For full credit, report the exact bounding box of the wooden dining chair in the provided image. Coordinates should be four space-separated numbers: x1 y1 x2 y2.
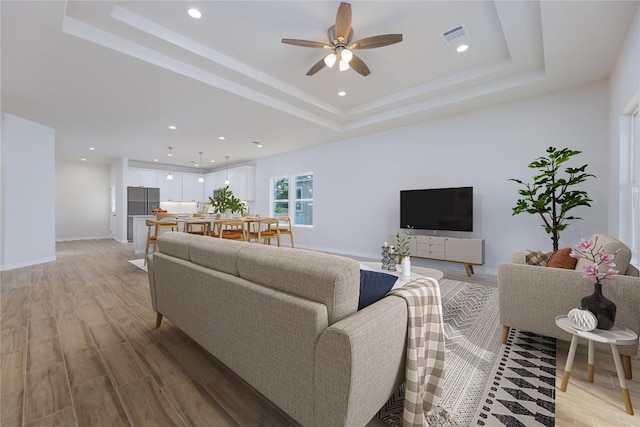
185 213 210 235
247 218 281 246
144 219 160 266
275 216 294 248
156 213 179 232
213 219 247 241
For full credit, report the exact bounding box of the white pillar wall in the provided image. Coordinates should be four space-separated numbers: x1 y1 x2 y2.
1 113 56 270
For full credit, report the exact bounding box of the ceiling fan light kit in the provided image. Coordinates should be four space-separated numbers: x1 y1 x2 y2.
282 2 402 77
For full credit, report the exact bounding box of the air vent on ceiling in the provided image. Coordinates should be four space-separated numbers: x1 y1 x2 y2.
442 25 468 45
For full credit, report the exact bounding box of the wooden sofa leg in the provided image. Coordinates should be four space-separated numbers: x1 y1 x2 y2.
156 313 163 328
621 354 632 380
502 326 510 344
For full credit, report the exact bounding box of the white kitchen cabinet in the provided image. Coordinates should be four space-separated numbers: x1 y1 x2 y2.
139 170 158 187
206 166 256 201
157 171 182 201
127 169 141 187
204 173 216 202
128 168 158 188
228 166 255 201
181 173 204 202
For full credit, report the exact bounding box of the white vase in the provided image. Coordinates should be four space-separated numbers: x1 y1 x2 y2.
401 256 411 278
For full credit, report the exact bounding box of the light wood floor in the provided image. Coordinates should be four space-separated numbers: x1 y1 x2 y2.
1 240 639 426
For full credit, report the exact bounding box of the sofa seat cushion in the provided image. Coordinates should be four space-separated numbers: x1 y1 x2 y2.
574 234 632 276
546 247 578 270
358 270 397 310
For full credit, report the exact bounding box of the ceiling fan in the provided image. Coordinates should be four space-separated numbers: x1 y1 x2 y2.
281 2 402 77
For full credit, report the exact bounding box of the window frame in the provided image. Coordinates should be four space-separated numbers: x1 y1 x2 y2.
270 173 314 227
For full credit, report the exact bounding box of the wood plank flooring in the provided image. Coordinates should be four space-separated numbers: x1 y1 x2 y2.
1 239 639 426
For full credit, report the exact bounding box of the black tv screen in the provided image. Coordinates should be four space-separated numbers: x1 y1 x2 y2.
400 187 473 231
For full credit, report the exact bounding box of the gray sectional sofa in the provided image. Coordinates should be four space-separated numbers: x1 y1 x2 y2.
147 232 409 427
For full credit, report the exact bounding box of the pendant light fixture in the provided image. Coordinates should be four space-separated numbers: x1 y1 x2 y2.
166 146 174 180
197 152 205 183
224 156 230 185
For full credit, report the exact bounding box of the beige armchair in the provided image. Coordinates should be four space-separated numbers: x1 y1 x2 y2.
498 234 640 379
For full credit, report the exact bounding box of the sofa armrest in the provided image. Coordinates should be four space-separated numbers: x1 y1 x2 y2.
498 262 640 356
314 296 408 427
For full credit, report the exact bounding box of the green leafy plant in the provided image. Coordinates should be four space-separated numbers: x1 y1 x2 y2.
209 186 246 214
393 233 411 257
509 147 595 251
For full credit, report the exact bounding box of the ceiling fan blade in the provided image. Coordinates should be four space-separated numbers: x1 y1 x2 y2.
350 34 403 49
281 39 329 49
349 54 370 76
306 58 327 76
334 2 352 42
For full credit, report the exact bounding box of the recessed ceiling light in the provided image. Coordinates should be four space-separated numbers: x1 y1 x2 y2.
338 91 346 97
252 141 263 148
218 136 225 140
210 159 216 163
153 159 159 162
187 8 201 19
457 44 469 53
81 158 86 161
89 147 95 151
168 125 177 130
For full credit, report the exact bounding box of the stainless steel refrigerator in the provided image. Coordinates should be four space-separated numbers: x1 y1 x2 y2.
127 187 160 241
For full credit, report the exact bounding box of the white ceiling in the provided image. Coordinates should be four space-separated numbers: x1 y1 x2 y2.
1 1 638 170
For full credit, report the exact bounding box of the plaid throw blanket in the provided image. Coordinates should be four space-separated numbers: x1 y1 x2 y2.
388 278 449 427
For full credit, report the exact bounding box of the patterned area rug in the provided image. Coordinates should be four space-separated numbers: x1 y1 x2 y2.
377 279 556 427
472 329 556 427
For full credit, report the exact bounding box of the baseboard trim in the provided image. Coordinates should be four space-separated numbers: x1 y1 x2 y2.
1 256 57 271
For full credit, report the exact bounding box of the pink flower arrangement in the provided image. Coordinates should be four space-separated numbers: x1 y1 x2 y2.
570 236 620 284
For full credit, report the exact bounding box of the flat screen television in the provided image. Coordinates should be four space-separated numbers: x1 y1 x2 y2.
400 187 473 231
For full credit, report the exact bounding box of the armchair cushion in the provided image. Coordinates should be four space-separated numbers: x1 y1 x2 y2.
546 248 578 270
524 250 552 266
574 234 632 276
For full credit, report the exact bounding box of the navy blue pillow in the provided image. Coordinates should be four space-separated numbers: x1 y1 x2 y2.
358 269 398 310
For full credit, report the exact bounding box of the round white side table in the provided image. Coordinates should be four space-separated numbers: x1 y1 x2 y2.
555 315 638 415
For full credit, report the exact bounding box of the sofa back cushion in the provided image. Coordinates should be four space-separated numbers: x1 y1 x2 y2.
237 244 360 325
574 234 632 276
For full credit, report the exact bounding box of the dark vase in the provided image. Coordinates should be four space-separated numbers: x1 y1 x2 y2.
581 282 616 330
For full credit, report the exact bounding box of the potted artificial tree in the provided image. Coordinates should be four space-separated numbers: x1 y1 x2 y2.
509 147 595 251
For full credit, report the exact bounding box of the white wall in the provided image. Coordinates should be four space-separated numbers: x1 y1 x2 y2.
56 160 110 241
608 6 639 242
110 158 128 243
1 113 56 270
254 82 610 273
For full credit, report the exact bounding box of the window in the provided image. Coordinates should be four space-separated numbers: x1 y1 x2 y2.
271 173 313 226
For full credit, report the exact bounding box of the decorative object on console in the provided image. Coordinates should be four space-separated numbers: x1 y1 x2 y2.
381 242 391 270
387 249 397 272
509 147 595 251
570 236 619 330
567 308 597 331
394 233 411 278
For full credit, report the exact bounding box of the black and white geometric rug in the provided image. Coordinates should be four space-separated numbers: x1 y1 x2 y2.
376 279 556 427
472 329 556 427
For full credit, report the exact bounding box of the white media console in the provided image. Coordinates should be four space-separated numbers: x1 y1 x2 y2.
394 235 485 276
